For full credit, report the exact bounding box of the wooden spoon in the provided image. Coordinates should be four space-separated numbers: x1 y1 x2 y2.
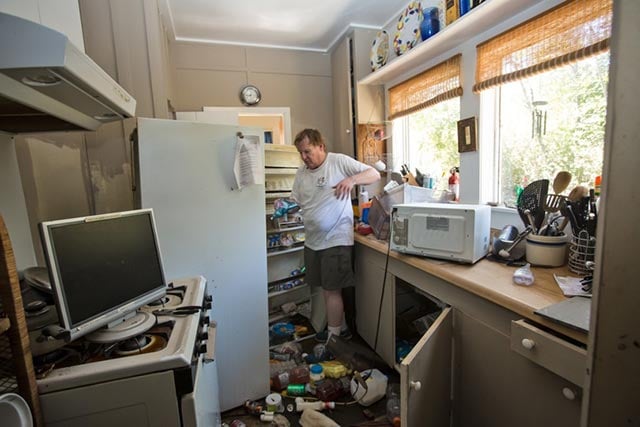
568 185 589 202
545 171 572 216
553 171 572 195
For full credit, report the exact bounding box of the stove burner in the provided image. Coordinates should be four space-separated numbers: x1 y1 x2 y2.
33 347 80 378
147 296 170 306
118 335 151 352
35 348 71 366
140 294 182 312
114 334 166 357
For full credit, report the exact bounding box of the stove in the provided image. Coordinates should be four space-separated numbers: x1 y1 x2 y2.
34 276 220 426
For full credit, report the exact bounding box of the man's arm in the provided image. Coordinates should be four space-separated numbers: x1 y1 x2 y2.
334 167 381 200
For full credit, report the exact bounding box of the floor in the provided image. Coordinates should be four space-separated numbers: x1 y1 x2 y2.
221 332 400 426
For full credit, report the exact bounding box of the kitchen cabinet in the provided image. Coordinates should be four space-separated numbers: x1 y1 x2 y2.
331 28 384 157
355 244 451 426
264 145 325 336
354 240 585 426
354 244 394 365
454 311 582 427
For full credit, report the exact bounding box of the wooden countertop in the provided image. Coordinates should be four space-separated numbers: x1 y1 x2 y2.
355 234 589 344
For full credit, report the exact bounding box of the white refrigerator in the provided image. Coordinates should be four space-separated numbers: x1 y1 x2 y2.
135 117 269 412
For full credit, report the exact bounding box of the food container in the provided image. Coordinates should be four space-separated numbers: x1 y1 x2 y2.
525 233 568 267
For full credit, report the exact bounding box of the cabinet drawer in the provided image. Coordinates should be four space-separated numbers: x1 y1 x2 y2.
511 320 587 386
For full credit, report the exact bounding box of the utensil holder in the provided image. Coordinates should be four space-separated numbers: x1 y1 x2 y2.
568 230 596 275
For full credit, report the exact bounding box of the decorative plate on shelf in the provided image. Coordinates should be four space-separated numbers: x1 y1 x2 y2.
393 1 424 56
370 30 389 71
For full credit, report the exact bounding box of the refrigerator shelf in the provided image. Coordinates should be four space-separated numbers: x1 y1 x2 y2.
268 272 305 286
267 244 304 257
265 191 292 199
268 282 308 298
266 224 304 234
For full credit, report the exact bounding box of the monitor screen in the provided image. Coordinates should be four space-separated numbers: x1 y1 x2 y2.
39 209 167 341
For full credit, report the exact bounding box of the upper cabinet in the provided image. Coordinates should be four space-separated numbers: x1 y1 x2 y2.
0 0 84 50
331 28 385 157
360 0 545 86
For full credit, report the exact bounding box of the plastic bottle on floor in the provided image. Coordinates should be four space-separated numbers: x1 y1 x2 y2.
386 383 401 426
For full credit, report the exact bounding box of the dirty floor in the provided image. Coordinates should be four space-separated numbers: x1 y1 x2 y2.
221 332 400 427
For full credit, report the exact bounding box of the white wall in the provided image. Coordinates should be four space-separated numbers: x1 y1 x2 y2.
0 136 36 270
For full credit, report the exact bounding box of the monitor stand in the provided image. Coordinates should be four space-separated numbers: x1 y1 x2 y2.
86 310 156 344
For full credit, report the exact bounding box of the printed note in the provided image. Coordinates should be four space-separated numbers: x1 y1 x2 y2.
233 134 264 189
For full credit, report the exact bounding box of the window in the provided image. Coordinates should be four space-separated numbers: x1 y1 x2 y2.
475 0 612 206
493 53 609 207
393 99 460 192
389 55 462 193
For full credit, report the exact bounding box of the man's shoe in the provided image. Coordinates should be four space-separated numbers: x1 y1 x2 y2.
315 328 352 342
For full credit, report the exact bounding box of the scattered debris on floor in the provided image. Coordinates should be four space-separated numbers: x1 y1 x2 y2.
221 335 400 426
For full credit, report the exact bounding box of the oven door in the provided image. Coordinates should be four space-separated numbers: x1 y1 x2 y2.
181 356 220 427
181 324 220 426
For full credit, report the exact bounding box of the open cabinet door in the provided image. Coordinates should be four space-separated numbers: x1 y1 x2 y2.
400 307 452 427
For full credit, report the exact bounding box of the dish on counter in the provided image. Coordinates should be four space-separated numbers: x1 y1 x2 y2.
393 1 423 56
370 30 389 71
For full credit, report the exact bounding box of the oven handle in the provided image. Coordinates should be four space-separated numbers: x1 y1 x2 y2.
204 320 217 363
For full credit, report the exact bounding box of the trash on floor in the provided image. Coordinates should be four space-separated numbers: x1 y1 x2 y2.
299 408 340 426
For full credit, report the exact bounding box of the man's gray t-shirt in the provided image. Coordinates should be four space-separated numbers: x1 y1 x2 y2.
291 152 370 251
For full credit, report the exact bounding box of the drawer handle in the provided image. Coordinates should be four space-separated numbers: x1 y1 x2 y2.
562 387 577 400
521 338 536 350
410 380 422 391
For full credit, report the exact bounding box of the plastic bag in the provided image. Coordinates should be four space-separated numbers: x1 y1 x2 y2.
513 263 535 286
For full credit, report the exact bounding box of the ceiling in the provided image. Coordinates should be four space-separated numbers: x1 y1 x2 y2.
160 0 411 52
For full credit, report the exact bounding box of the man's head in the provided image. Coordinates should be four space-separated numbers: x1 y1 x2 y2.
294 129 327 170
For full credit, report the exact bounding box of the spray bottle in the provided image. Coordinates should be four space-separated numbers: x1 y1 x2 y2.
358 187 369 216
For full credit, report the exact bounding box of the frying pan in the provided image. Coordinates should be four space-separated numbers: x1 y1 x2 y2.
517 179 549 233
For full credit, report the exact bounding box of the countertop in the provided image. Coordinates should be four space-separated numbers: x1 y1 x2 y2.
355 234 589 345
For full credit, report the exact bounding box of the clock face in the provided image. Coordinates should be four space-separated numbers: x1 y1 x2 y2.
240 85 261 105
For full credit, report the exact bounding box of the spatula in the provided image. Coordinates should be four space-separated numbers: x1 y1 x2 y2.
546 171 571 212
543 172 572 234
517 179 549 234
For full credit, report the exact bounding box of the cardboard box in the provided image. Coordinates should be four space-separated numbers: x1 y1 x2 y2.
368 184 437 240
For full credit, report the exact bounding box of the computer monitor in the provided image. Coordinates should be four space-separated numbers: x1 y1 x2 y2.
39 208 167 342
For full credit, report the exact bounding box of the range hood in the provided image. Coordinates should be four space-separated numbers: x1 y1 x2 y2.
0 12 136 134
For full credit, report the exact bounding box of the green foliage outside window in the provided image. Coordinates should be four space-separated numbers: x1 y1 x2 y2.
499 53 609 207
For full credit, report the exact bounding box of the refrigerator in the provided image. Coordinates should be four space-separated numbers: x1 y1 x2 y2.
135 117 269 412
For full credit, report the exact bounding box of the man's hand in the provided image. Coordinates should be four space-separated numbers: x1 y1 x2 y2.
333 176 356 200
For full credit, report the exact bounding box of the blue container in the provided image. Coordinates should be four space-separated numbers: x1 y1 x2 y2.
460 0 471 16
420 8 440 41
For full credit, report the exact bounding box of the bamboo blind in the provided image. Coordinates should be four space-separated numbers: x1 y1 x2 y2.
388 54 462 120
474 0 612 93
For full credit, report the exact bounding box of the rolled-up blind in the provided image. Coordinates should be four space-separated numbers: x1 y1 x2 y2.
388 54 462 120
474 0 612 93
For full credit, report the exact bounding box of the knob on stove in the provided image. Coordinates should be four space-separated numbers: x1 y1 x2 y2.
203 295 213 310
197 342 207 355
199 330 208 341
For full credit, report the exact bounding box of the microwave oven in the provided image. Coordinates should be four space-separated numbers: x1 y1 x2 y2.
390 203 491 264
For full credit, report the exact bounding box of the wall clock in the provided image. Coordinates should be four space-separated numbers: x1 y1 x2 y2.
239 84 261 106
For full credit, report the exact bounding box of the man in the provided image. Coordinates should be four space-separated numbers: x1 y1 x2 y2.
291 129 380 342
